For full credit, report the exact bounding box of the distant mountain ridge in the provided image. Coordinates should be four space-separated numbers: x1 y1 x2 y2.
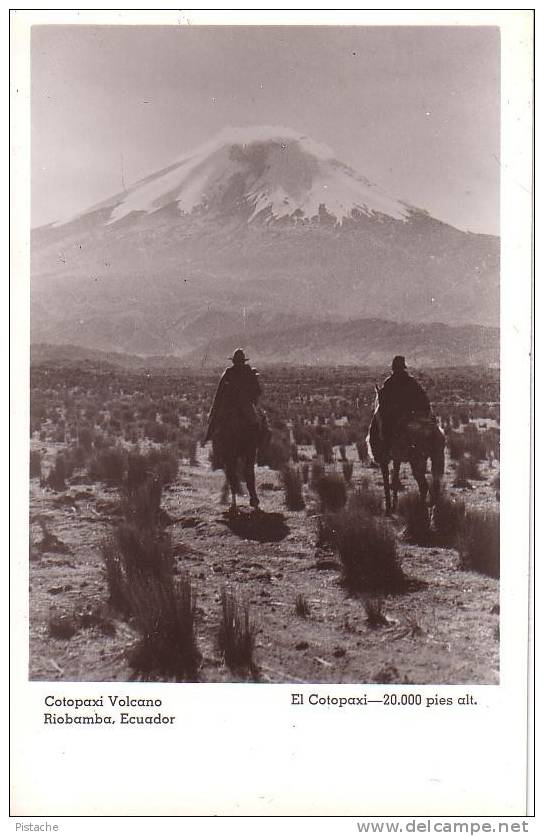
31 126 499 359
31 313 499 370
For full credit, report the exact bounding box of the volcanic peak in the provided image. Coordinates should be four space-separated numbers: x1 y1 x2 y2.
60 126 410 228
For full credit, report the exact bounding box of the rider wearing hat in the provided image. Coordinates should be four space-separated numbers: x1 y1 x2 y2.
379 356 431 448
204 349 262 443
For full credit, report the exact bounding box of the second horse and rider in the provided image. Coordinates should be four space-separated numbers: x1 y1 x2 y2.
203 349 443 515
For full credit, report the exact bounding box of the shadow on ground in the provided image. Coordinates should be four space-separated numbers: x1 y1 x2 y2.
220 508 290 542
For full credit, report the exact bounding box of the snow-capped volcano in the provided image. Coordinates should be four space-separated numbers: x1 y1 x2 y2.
32 126 499 360
61 126 410 228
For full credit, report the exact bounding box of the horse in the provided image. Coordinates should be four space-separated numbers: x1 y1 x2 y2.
367 385 445 516
211 404 265 515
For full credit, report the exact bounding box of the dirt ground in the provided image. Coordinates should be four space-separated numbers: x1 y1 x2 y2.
28 444 499 684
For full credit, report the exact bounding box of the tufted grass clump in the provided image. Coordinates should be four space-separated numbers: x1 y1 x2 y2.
458 508 500 579
453 454 483 487
356 440 368 464
46 452 71 491
30 449 42 478
295 594 311 618
88 445 127 485
324 506 406 594
314 472 347 512
431 495 466 547
342 460 354 484
121 475 163 529
127 572 200 681
218 588 258 679
281 464 305 511
115 521 174 583
348 479 383 517
397 491 431 544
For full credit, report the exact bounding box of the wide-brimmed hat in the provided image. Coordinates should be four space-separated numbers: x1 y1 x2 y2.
231 348 249 364
391 355 407 371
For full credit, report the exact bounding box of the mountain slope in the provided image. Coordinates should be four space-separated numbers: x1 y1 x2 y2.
31 126 499 359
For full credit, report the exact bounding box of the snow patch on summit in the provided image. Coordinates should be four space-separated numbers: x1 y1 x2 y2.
62 126 411 227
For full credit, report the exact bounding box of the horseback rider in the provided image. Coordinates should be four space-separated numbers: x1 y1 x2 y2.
378 356 431 451
203 349 262 443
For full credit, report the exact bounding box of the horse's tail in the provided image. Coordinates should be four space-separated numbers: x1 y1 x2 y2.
429 425 446 506
367 413 385 465
431 425 446 477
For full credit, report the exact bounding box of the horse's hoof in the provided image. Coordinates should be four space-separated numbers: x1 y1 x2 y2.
249 498 260 510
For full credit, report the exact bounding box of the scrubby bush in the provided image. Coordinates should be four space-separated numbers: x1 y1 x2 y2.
322 440 334 464
347 480 383 517
342 460 354 484
356 440 368 464
397 491 431 544
447 432 467 461
485 428 500 462
449 428 487 462
218 588 258 679
258 432 290 470
458 509 500 578
102 514 176 617
46 453 69 491
310 460 325 491
178 433 199 465
115 521 174 582
93 432 107 450
453 454 482 487
101 537 129 615
30 450 41 478
463 432 488 462
144 421 168 444
491 472 500 500
125 450 151 494
89 446 127 485
78 427 94 452
314 472 347 512
121 476 163 529
295 594 311 618
431 495 466 546
69 444 88 468
48 612 78 640
328 507 406 593
281 464 305 511
315 433 334 463
145 446 179 486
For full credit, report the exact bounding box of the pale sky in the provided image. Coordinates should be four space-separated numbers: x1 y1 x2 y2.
31 25 500 233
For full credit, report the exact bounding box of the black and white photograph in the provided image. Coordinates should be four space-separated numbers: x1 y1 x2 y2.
10 9 533 818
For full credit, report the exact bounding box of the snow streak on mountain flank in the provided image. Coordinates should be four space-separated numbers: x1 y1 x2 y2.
102 126 410 226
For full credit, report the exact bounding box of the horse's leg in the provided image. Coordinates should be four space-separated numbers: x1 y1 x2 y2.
381 462 392 515
430 458 442 507
430 435 445 507
428 450 444 532
411 460 429 505
244 449 259 510
225 458 237 514
391 460 401 511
